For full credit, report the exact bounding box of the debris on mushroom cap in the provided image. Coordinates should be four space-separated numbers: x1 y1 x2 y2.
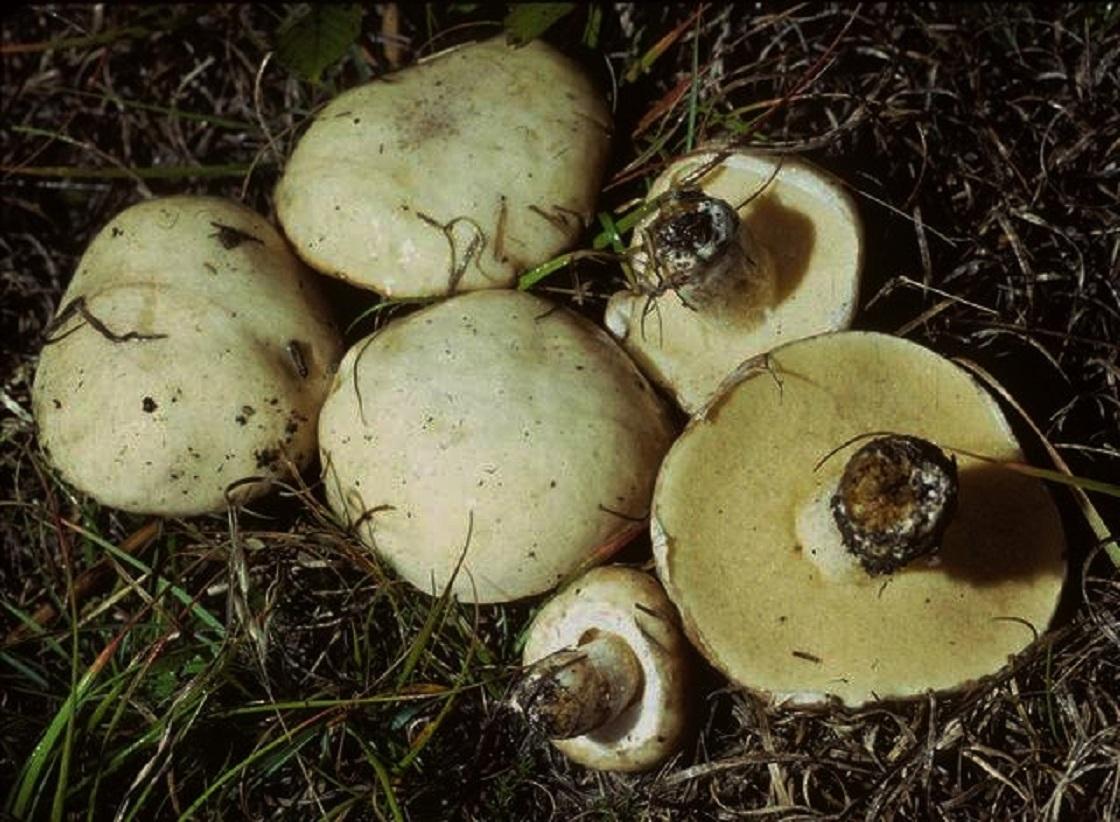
317 290 676 604
605 148 863 414
31 196 342 516
831 434 959 575
518 566 691 772
275 36 612 298
652 331 1066 708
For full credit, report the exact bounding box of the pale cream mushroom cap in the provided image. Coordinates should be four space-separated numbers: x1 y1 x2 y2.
652 331 1066 707
318 290 676 603
605 149 862 414
275 36 612 298
31 196 342 515
522 566 691 772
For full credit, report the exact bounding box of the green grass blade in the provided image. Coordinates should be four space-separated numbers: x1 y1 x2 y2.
0 650 50 689
595 211 626 254
582 4 603 48
394 513 473 689
53 88 255 130
346 728 405 822
50 560 82 822
344 298 435 336
518 253 575 290
175 710 333 821
394 613 479 773
76 526 225 639
8 659 105 816
1 600 68 659
685 10 701 152
504 3 577 46
2 24 150 54
0 9 192 54
593 199 661 250
394 594 451 690
216 688 451 717
0 162 263 180
954 357 1120 568
950 452 1120 499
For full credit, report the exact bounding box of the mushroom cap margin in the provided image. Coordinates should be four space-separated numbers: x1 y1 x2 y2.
651 330 1066 707
522 566 692 772
31 196 342 516
605 149 863 414
275 37 613 298
318 290 676 603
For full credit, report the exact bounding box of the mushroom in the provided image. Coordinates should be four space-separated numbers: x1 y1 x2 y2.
31 196 342 515
604 148 863 414
275 36 612 298
652 331 1066 707
512 566 691 772
317 290 676 603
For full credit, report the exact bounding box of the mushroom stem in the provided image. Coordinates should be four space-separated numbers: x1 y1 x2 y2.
640 189 772 318
510 632 644 739
830 434 959 575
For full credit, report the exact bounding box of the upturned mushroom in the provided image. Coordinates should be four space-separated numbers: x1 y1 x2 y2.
31 196 342 516
276 36 612 298
652 331 1066 707
512 566 691 772
604 148 863 414
317 290 676 603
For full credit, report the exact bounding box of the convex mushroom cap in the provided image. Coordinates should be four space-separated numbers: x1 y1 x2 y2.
652 331 1066 707
32 196 342 515
276 36 612 298
605 149 862 414
318 290 676 603
514 566 691 772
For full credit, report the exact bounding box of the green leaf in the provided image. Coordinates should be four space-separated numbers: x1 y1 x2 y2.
275 4 364 83
504 3 576 46
582 4 603 49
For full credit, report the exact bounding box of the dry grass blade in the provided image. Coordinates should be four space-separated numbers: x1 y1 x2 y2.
3 519 161 646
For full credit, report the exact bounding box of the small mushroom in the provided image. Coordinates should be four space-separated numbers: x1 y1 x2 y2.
276 36 612 298
652 331 1066 707
604 148 863 414
318 290 676 603
31 196 342 515
512 566 691 772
